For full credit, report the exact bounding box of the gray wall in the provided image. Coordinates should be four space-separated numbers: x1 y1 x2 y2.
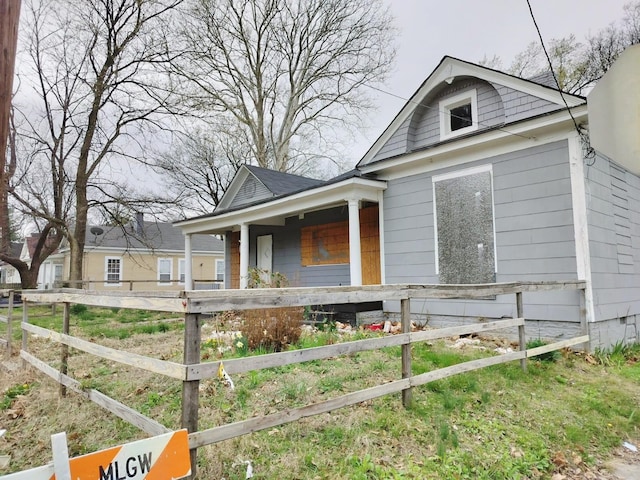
372 77 561 163
383 140 582 329
247 207 352 288
585 155 640 331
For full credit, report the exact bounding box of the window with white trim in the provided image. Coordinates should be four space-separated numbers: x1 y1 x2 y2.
215 259 225 282
178 259 186 284
158 258 172 285
105 257 122 286
433 165 497 284
439 89 478 140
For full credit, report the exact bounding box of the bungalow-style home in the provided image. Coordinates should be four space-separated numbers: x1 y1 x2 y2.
55 214 225 291
175 45 640 350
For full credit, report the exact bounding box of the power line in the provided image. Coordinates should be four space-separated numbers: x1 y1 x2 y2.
524 0 596 163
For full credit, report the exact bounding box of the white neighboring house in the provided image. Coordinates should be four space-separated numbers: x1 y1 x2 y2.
0 242 23 286
19 233 64 290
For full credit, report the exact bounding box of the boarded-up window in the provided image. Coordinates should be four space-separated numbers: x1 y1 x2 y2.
300 206 381 284
433 166 496 284
301 220 350 266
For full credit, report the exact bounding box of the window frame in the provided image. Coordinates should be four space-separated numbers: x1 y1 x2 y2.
104 256 123 287
432 164 498 282
178 258 186 285
439 89 479 140
215 258 225 284
157 258 172 286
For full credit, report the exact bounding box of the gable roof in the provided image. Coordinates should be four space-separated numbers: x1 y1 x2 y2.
245 165 324 195
82 221 223 253
357 55 586 168
20 233 60 262
216 164 324 212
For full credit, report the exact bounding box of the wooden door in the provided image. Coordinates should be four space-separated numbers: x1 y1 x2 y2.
360 205 381 285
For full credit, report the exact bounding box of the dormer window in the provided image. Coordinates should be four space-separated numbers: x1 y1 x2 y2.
439 89 478 140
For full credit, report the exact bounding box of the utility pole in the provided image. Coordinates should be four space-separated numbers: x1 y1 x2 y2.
0 0 22 245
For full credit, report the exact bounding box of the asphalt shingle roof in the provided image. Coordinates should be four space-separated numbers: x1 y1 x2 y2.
85 221 223 252
245 164 324 195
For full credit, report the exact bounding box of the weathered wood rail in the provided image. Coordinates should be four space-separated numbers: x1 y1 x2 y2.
14 281 588 479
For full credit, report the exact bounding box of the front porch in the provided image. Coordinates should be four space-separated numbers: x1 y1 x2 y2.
174 168 387 290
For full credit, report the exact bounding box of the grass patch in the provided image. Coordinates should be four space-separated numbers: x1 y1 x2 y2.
3 304 640 479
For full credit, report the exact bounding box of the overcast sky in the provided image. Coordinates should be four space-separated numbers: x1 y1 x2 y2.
348 0 632 162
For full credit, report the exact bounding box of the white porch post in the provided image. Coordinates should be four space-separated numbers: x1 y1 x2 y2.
347 198 362 286
239 223 250 289
184 233 193 290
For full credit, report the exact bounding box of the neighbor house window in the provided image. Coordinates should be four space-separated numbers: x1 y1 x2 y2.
158 258 172 285
433 165 497 284
178 259 186 284
105 257 122 286
439 89 478 140
215 259 225 282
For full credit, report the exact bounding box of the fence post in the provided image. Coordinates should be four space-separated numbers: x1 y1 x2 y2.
579 288 590 352
60 302 70 397
516 291 527 372
51 432 71 480
181 312 201 478
401 297 412 408
21 300 28 369
5 290 14 358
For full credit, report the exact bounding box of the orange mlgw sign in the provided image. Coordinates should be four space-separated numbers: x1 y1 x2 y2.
1 429 191 480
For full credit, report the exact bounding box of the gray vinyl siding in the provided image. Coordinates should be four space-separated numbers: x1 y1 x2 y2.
247 207 351 288
585 155 640 321
490 84 560 123
383 139 580 323
408 79 505 151
371 78 562 163
372 117 411 161
228 175 273 209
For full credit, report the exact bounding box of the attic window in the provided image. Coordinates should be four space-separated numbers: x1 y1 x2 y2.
439 89 478 140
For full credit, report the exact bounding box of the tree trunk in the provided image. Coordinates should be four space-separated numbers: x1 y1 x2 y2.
68 231 84 287
0 1 21 249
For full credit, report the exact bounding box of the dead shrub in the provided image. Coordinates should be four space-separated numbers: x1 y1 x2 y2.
242 307 303 352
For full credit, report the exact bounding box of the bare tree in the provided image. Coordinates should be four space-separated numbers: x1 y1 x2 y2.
173 0 395 173
0 1 52 289
153 121 250 215
490 1 640 94
11 0 183 285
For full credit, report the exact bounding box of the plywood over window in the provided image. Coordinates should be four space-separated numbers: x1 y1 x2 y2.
300 205 381 284
301 220 350 266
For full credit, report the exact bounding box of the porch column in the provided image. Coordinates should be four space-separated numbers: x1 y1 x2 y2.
184 233 193 290
239 223 249 289
347 198 362 286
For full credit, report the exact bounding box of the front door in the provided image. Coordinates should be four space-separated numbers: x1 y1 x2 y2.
256 235 273 285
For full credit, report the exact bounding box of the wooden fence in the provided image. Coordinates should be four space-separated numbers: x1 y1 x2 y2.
8 281 588 479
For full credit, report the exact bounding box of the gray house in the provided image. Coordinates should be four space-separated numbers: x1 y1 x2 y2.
176 47 640 349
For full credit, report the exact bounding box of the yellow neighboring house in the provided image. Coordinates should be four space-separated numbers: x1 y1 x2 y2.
56 214 225 291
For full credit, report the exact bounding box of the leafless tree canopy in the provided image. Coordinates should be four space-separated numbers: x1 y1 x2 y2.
153 122 251 215
173 0 396 173
503 1 640 94
9 0 183 284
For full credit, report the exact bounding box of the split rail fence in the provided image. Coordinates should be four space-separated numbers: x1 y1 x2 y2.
4 281 588 478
